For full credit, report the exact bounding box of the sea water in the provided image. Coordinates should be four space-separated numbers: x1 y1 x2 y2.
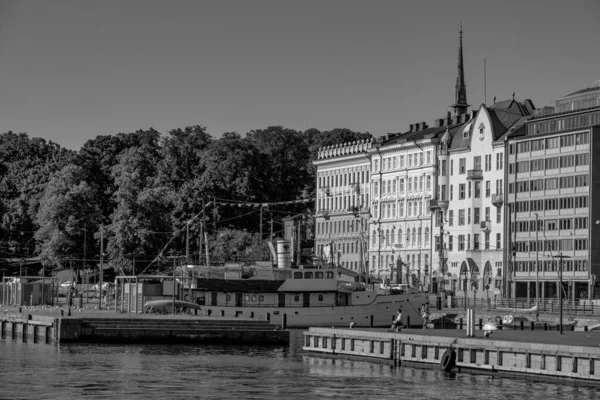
0 330 595 399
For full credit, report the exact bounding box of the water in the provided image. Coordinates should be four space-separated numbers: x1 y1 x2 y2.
0 330 596 399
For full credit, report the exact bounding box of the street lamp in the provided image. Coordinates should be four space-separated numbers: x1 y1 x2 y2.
553 252 570 335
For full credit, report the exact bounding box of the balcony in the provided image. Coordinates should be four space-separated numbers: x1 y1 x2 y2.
466 169 483 180
319 186 330 196
428 199 449 212
491 192 503 208
480 220 491 233
318 209 330 220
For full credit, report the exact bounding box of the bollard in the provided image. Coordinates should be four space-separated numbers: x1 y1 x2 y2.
530 321 535 331
479 318 483 331
520 320 524 330
459 318 463 330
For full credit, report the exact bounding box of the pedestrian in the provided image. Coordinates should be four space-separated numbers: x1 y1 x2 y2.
422 306 430 330
390 308 403 332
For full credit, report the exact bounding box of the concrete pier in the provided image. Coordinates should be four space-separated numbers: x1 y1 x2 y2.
303 327 600 383
0 312 288 345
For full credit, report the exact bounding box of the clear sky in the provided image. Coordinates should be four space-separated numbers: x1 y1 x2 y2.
0 0 598 150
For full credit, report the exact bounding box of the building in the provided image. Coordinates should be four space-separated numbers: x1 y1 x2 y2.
507 82 600 300
431 98 534 298
370 116 466 289
313 139 374 272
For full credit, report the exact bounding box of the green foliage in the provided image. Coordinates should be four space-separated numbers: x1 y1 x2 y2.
1 125 368 270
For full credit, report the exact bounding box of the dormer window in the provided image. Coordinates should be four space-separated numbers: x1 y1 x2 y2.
479 123 485 134
463 129 470 139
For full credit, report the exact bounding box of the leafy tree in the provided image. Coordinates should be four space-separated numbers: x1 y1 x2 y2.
35 164 101 268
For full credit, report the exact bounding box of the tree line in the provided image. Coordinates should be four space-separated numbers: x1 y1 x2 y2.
0 126 370 275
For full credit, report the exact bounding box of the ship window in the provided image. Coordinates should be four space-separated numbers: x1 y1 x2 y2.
318 295 324 301
251 295 257 302
315 272 324 279
244 295 250 302
294 295 300 302
304 272 313 279
326 272 334 279
226 294 231 301
259 295 264 302
294 272 303 279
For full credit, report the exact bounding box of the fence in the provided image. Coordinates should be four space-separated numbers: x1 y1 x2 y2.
429 294 600 315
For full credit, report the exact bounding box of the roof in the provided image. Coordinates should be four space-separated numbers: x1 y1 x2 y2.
560 85 600 98
383 123 465 146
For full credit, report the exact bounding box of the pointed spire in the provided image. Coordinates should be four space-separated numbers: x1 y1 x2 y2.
451 23 469 116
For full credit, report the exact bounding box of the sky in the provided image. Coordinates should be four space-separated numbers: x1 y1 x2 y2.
0 0 599 151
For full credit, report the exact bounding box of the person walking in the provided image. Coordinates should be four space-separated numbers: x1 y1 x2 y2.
422 305 430 330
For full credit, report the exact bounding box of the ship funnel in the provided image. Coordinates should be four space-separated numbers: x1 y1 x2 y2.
276 240 292 269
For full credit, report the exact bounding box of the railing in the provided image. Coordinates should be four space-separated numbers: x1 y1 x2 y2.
427 294 600 315
466 169 483 180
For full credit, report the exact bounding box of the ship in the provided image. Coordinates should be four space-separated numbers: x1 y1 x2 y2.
185 240 429 329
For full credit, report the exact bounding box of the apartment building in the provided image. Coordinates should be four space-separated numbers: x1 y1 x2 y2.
431 98 534 297
313 139 373 272
507 83 600 300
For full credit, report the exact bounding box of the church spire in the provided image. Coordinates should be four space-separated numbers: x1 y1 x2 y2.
451 23 469 116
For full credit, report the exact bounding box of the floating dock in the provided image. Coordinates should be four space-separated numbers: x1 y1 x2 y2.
1 312 288 345
303 327 600 383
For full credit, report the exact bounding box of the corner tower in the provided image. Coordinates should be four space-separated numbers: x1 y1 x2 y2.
451 25 469 116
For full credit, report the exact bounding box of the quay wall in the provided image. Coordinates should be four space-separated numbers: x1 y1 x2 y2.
0 314 288 345
303 328 600 383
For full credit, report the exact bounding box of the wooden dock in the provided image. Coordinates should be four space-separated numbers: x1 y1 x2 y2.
303 327 600 383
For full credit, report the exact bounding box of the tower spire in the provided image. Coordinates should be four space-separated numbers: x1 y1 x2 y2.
451 23 469 116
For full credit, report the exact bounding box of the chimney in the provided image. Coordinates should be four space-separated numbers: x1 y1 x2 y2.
454 115 463 125
470 110 477 120
409 124 414 132
422 122 428 129
435 118 444 128
415 123 421 131
446 111 453 125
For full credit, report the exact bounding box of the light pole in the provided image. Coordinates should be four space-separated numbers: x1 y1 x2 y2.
553 252 569 334
535 213 540 311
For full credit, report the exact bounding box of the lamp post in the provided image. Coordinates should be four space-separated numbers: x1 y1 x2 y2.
553 252 569 334
535 213 540 312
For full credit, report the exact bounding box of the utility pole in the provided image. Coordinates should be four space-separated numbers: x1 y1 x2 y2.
204 227 210 267
172 251 176 315
270 218 274 240
186 220 190 266
99 225 104 310
260 206 263 239
199 220 204 266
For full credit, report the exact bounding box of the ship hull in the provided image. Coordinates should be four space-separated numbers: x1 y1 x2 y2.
199 292 429 328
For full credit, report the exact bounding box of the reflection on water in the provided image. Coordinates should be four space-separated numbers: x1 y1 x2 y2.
0 330 596 399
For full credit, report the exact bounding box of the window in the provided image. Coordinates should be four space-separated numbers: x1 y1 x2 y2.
531 139 544 151
448 210 454 226
400 155 405 168
485 154 492 171
441 160 447 176
468 208 471 224
427 175 431 190
496 152 503 170
485 207 490 222
575 175 589 187
576 132 589 145
474 207 480 224
458 235 465 251
474 156 482 170
459 158 466 174
459 209 465 225
485 232 490 250
496 207 501 224
459 184 465 199
473 234 480 250
474 181 481 198
485 181 490 197
427 151 431 164
575 153 589 166
468 182 472 198
450 185 453 200
496 233 501 250
463 128 470 139
448 235 454 251
450 160 454 175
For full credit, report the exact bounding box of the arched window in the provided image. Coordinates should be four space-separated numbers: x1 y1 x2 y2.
398 229 402 245
391 228 395 245
412 228 416 246
406 231 410 246
372 230 377 246
418 227 422 246
385 229 390 246
424 227 430 245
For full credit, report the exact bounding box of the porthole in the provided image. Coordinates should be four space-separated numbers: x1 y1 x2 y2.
251 295 257 302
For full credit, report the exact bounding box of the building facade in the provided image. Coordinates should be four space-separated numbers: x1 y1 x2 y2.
431 99 534 298
507 84 600 300
313 139 373 272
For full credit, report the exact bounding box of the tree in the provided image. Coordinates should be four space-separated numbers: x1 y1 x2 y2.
35 164 101 267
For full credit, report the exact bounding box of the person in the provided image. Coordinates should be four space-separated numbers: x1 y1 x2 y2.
390 308 403 332
422 305 430 330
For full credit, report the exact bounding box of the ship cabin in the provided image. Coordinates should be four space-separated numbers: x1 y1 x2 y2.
192 264 381 309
